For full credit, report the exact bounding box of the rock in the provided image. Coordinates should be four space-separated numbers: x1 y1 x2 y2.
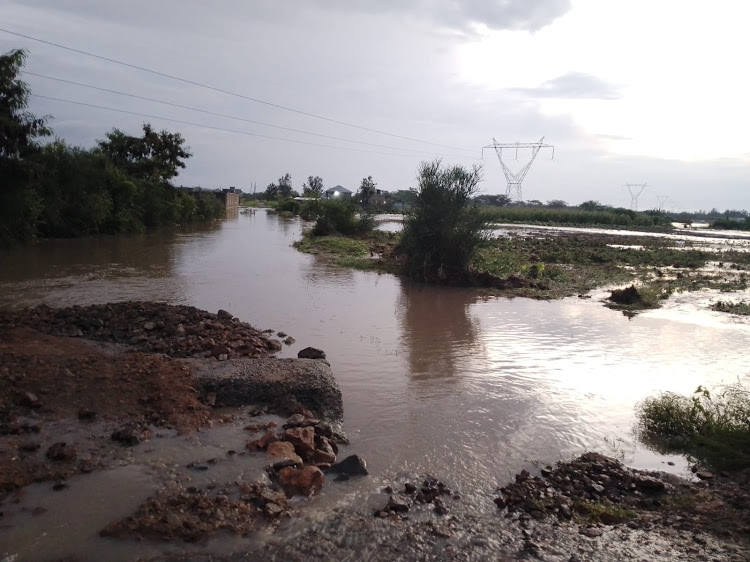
77 408 96 420
266 441 303 465
260 487 287 506
267 339 283 352
282 426 316 459
284 337 295 345
217 309 233 320
560 504 572 519
277 466 324 497
696 471 714 481
580 526 603 538
282 413 320 429
516 469 530 483
143 321 156 331
405 483 417 494
277 332 288 338
18 391 41 408
111 425 142 446
609 285 643 306
297 347 326 360
257 430 280 449
187 461 210 471
46 442 76 461
329 455 368 476
634 475 667 492
210 345 231 361
188 357 344 422
591 483 605 494
386 494 410 513
312 448 337 465
265 502 285 517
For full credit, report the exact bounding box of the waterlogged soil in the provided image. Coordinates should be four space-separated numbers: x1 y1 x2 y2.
2 302 750 560
159 455 750 561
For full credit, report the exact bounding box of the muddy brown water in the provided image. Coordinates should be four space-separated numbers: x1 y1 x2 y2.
1 210 749 561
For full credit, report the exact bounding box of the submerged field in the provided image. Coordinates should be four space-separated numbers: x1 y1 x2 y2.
294 226 750 314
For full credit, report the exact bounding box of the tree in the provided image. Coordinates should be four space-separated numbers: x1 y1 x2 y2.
357 175 377 209
474 194 511 207
97 123 191 184
277 173 297 198
0 49 52 243
547 199 567 208
401 160 490 280
302 175 324 197
0 49 51 161
264 182 279 200
579 200 603 212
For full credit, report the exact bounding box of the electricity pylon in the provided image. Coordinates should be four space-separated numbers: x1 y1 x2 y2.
625 183 647 211
656 195 669 211
482 137 554 202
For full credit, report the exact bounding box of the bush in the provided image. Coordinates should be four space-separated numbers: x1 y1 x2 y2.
300 199 372 236
401 160 490 279
276 198 301 215
636 383 750 470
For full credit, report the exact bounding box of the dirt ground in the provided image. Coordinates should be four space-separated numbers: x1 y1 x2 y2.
0 325 213 498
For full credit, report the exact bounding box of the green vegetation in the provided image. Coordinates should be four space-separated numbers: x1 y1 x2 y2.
479 205 673 229
574 500 637 525
401 160 491 280
712 300 750 316
711 217 750 231
0 49 223 245
299 199 374 236
636 383 750 471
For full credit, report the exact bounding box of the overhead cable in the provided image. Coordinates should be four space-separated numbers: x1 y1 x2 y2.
2 28 476 153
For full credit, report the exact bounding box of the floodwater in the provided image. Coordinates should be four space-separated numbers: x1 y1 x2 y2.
1 210 749 560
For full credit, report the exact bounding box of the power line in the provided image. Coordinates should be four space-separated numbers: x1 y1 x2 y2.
23 71 472 158
1 27 476 154
30 93 475 160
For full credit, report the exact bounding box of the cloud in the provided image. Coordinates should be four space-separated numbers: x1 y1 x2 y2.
515 72 621 100
309 0 572 32
15 0 572 34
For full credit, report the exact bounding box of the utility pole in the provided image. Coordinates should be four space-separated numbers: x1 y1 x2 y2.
625 183 648 211
482 137 554 202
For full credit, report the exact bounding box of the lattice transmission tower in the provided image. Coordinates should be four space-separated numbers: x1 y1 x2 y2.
656 195 669 211
625 183 647 211
482 137 554 202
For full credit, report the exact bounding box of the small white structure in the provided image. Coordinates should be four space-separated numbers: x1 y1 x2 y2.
324 185 353 199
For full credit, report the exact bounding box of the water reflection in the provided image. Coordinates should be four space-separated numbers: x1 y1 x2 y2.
397 282 481 381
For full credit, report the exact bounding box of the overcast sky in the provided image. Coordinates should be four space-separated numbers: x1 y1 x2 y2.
1 0 748 210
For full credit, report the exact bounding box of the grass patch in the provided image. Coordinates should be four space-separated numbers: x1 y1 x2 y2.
294 234 369 257
712 300 750 316
574 500 638 525
636 383 750 471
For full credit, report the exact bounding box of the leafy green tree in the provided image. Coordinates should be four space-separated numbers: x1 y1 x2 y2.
0 49 51 160
547 199 568 208
97 123 191 184
278 173 296 198
264 182 279 200
302 175 324 197
357 175 376 209
401 160 490 280
0 49 52 243
579 200 603 212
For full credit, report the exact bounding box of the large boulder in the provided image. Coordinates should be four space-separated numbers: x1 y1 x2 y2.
188 357 343 422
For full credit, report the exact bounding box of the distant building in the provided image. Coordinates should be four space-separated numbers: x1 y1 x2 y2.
324 185 353 199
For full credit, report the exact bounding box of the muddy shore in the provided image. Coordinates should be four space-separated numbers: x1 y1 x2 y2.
1 302 748 561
